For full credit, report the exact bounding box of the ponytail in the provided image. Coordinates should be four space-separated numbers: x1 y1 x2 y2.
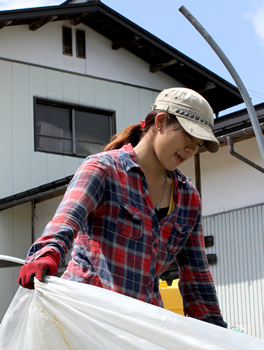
103 124 142 151
103 110 175 151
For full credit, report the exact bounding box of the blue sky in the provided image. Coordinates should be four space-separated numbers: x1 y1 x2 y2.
1 0 264 115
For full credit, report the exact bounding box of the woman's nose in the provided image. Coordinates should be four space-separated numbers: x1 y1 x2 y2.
185 141 199 155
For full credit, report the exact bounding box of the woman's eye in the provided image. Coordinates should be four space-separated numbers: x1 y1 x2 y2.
184 130 203 148
184 131 193 139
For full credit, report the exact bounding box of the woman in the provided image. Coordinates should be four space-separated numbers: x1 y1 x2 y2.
18 87 227 327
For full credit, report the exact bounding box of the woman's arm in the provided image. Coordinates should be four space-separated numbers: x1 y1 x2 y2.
176 200 227 328
25 158 107 265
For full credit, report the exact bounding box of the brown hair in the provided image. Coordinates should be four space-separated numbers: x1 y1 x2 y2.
103 110 179 151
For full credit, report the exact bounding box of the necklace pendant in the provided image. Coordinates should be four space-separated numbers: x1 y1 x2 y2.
156 204 160 211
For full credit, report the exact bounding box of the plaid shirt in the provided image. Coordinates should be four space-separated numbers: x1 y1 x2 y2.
26 144 226 327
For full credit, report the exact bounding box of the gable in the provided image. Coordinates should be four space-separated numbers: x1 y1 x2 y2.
0 21 180 89
0 1 242 113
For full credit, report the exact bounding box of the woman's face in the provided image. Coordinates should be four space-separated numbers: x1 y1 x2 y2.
153 116 204 171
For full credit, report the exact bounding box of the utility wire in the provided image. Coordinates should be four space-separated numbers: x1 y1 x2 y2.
248 89 264 100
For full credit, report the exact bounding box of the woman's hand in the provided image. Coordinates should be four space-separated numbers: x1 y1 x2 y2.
18 252 60 289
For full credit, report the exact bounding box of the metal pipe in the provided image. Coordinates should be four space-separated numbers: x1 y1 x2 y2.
227 136 264 173
179 5 264 164
0 255 25 265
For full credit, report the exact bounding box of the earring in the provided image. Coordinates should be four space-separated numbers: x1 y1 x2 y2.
158 128 161 131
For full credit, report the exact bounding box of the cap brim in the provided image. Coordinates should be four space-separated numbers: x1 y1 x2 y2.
176 116 220 153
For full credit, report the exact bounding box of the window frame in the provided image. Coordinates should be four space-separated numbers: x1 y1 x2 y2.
62 26 73 56
76 29 86 59
33 97 116 158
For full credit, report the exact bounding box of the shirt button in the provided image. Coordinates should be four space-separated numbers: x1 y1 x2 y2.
153 242 158 248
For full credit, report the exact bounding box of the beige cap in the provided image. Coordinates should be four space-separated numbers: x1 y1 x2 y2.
151 87 220 153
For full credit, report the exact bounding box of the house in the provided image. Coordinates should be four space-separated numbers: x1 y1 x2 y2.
0 0 263 339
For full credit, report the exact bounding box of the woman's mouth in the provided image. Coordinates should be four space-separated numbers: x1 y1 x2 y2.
176 153 184 163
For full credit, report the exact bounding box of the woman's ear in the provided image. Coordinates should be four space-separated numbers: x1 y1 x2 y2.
155 112 167 132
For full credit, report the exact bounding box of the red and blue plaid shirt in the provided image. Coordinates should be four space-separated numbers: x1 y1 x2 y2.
26 144 226 327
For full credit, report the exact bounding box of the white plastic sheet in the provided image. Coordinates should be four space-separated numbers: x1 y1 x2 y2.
1 276 264 350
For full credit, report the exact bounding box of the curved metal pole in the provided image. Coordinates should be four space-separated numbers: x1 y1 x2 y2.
179 5 264 164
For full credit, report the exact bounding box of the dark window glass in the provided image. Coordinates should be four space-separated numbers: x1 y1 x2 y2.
75 111 111 156
76 29 86 59
34 98 115 158
63 26 72 56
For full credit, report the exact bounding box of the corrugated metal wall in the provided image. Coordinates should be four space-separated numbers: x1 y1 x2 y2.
203 203 264 339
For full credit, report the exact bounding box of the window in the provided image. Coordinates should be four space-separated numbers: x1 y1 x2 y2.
76 29 86 59
63 26 72 56
62 27 86 59
34 97 116 158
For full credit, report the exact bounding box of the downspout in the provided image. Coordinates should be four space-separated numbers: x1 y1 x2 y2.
226 136 264 173
220 123 264 173
217 123 264 173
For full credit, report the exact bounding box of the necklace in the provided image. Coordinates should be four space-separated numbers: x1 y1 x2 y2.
156 170 167 211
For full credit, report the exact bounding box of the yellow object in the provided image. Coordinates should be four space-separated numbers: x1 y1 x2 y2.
159 279 184 315
167 172 175 215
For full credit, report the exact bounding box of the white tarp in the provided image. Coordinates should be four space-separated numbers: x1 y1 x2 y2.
0 276 263 350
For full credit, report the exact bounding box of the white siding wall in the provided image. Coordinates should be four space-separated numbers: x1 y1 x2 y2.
203 204 264 339
0 21 178 90
0 18 183 199
0 59 180 199
33 196 63 241
0 203 31 321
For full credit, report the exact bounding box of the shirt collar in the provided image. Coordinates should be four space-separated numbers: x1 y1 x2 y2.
174 168 190 184
119 144 141 172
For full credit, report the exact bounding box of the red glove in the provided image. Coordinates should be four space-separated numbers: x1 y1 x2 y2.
18 251 60 289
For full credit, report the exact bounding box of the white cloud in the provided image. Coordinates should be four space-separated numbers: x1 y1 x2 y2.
245 1 264 44
0 1 61 11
